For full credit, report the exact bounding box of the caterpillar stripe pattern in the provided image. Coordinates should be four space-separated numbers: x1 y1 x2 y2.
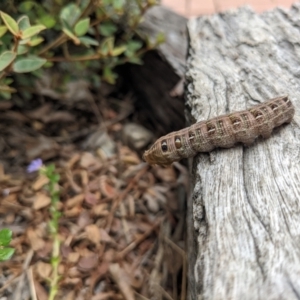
143 96 295 166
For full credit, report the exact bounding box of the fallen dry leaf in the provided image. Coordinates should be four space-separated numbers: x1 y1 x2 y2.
109 263 135 300
77 253 98 272
64 277 81 286
26 103 52 120
68 266 81 278
80 152 100 169
33 193 51 210
154 167 177 183
143 192 160 213
43 111 75 123
32 175 49 191
66 194 84 208
36 261 52 279
64 206 82 217
27 228 46 251
33 278 48 300
92 204 109 217
84 192 99 206
85 224 101 245
68 252 80 263
99 228 112 243
99 176 116 198
122 123 153 150
77 210 92 228
84 131 116 156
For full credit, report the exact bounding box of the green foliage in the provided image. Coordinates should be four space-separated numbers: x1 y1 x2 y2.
38 163 62 300
0 229 15 261
0 0 164 100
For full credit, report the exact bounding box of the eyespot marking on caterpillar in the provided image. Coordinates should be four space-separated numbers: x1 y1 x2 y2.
250 110 263 120
207 123 216 135
230 116 242 129
175 136 182 149
161 140 168 152
269 103 279 112
189 131 195 140
283 96 289 103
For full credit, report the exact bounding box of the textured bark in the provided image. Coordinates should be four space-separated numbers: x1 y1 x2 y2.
124 6 188 135
186 4 300 300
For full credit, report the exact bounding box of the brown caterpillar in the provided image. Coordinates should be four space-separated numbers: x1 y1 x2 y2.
143 96 295 166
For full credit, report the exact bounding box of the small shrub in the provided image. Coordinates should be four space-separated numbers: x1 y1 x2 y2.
0 0 164 100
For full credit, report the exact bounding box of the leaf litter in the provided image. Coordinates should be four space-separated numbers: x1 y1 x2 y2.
0 77 188 300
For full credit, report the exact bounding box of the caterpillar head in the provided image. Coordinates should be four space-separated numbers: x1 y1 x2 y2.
143 135 179 167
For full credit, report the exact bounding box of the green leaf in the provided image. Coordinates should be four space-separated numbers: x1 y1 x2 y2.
128 56 143 65
0 85 17 93
111 45 126 56
100 37 114 55
46 164 55 174
113 0 125 10
102 0 112 5
60 3 81 27
22 25 46 39
3 77 13 85
39 15 56 28
29 36 44 46
17 45 28 55
0 229 12 246
0 51 16 72
13 55 47 73
0 11 19 36
61 19 80 45
49 173 60 183
0 91 12 100
62 28 80 45
127 40 143 52
125 40 143 57
18 15 30 31
99 22 117 37
19 38 30 45
79 36 99 47
0 25 7 38
44 61 53 68
103 66 117 84
74 18 89 37
18 1 36 13
48 220 57 234
0 248 14 261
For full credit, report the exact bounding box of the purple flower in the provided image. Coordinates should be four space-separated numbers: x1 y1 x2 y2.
27 158 43 173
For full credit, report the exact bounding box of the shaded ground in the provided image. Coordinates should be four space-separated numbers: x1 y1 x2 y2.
0 74 188 299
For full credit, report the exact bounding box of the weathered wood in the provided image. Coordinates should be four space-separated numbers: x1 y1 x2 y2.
186 4 300 300
124 6 187 135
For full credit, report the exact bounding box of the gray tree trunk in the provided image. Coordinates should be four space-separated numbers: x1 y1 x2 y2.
186 4 300 300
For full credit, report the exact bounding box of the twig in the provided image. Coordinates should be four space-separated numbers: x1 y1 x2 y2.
164 237 187 300
105 164 149 231
27 266 37 300
149 236 172 300
117 218 161 260
13 249 34 300
0 271 21 295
